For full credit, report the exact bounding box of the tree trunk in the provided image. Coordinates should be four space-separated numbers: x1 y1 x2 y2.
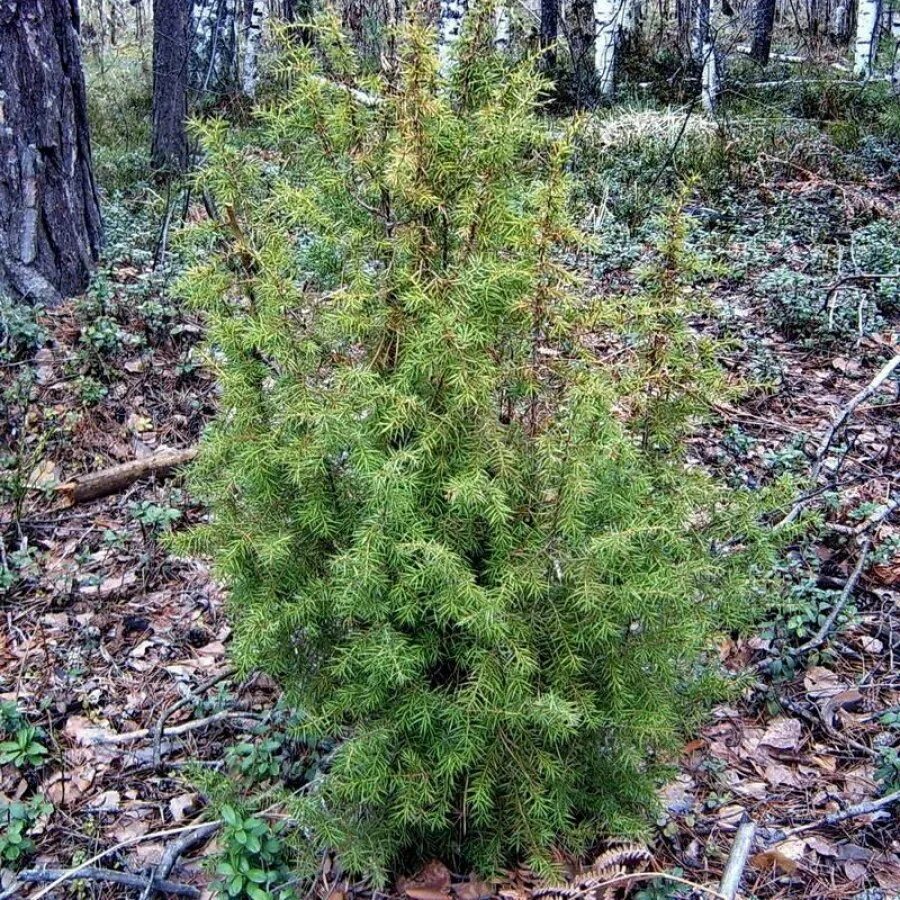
539 0 559 68
569 0 596 105
854 0 881 73
750 0 777 62
701 40 719 111
494 1 511 50
151 0 190 173
241 0 266 98
594 0 622 96
190 0 238 99
0 0 103 305
437 0 468 75
690 0 710 64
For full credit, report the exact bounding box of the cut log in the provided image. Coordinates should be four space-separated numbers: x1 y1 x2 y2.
57 447 197 507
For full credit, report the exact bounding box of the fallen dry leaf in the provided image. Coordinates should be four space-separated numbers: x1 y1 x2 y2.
759 716 802 752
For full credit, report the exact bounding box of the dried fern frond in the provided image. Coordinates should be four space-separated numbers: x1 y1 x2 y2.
532 844 652 900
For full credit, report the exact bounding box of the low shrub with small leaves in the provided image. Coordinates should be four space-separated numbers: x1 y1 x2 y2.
213 805 291 900
176 9 784 880
0 797 53 864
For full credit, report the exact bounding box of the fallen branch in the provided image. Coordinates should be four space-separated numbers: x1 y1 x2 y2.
26 820 221 900
719 819 757 900
152 666 237 770
57 446 198 507
4 866 200 899
140 823 221 900
798 535 873 655
828 495 898 537
86 709 257 746
783 788 900 837
752 534 874 676
811 353 900 483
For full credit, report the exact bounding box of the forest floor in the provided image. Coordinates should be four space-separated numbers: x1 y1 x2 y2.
1 80 899 900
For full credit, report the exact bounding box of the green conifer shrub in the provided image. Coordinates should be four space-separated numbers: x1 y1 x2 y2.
176 7 784 880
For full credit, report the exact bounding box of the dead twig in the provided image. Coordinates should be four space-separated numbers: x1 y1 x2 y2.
87 709 257 746
797 535 873 656
719 819 757 900
3 866 200 899
152 666 237 770
0 866 200 900
811 353 900 483
783 788 900 837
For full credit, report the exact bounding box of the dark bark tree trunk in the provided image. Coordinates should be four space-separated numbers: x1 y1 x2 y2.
151 0 190 173
540 0 559 68
750 0 777 62
0 0 102 305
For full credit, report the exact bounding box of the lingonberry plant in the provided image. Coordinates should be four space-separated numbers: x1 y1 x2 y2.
176 6 783 881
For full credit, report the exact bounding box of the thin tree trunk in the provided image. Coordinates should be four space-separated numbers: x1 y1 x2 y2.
701 39 719 111
437 0 468 75
151 0 191 172
540 0 559 67
690 0 710 63
0 0 103 305
750 0 777 62
677 0 693 52
241 0 266 97
569 0 596 105
854 0 881 73
494 1 511 50
594 0 623 96
190 0 238 98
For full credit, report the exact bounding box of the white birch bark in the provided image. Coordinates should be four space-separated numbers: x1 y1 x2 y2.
690 0 711 64
494 2 511 50
854 0 881 75
622 0 640 38
191 0 239 95
701 40 719 112
241 0 267 98
594 0 621 96
438 0 469 75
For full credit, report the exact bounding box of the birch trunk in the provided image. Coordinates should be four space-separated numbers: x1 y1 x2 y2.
854 0 881 73
190 0 238 98
0 0 103 305
494 2 511 50
701 40 719 111
437 0 468 75
594 0 623 96
690 0 710 63
241 0 266 98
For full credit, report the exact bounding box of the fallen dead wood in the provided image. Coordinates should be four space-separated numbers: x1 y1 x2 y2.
1 866 200 899
85 709 259 746
783 788 900 837
152 666 237 770
57 446 198 506
811 353 900 482
26 820 222 900
140 823 221 900
718 819 757 900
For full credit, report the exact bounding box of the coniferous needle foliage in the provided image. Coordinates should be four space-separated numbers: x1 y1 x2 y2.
176 6 785 881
